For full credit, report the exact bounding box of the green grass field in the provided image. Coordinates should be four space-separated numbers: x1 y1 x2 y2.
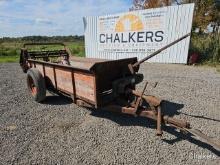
0 41 85 63
0 55 19 63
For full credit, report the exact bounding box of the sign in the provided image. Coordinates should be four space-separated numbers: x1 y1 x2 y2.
97 10 167 54
84 4 195 64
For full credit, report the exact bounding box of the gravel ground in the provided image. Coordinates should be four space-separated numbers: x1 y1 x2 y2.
0 63 220 165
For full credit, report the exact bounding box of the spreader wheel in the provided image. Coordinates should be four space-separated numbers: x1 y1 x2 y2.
27 68 46 102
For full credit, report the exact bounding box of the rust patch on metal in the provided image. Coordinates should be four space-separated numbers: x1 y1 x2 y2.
55 68 73 94
74 71 95 102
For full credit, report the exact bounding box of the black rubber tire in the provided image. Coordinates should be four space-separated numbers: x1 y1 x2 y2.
27 68 46 102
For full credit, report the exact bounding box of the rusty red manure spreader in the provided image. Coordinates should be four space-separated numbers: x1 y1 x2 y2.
19 33 220 150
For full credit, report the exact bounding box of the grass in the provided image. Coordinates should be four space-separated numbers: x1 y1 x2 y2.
184 33 220 72
66 42 85 57
0 55 19 63
0 41 85 63
190 33 220 64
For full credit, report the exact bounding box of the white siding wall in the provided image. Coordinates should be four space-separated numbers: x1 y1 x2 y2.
84 4 194 64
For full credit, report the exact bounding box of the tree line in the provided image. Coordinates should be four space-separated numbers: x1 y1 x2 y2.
0 35 84 43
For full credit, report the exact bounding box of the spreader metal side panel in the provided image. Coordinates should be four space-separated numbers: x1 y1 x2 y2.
55 68 73 94
74 72 96 103
29 60 96 105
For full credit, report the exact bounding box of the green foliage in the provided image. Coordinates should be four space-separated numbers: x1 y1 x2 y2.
0 45 20 56
190 33 220 64
69 44 85 57
182 0 220 33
